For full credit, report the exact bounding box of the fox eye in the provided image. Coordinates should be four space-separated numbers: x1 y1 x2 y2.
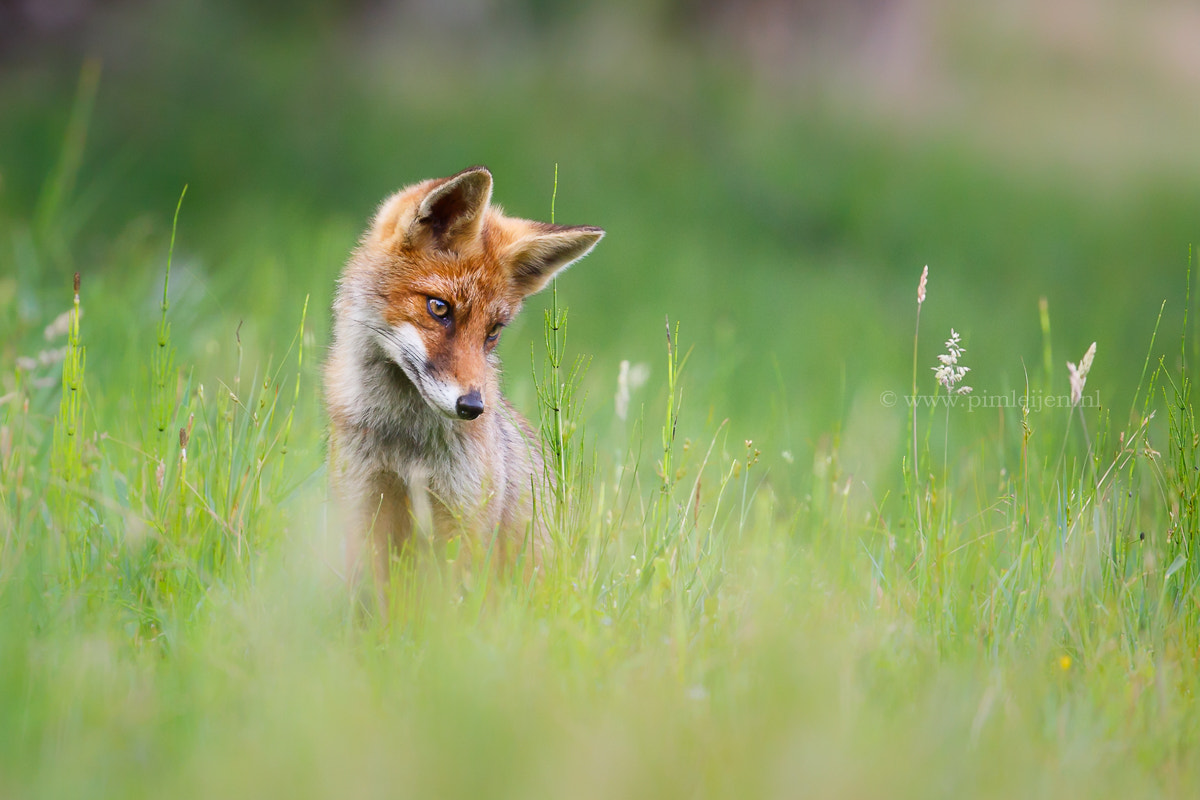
486 323 503 343
427 297 451 320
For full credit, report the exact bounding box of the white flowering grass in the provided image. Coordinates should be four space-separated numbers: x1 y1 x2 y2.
931 325 973 567
933 328 972 395
1068 341 1096 406
908 267 976 566
909 266 930 542
1061 340 1099 467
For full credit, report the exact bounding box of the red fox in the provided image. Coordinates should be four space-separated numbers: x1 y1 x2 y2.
324 166 604 588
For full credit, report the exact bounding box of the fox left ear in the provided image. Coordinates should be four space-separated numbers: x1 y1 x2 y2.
409 166 494 252
508 225 605 296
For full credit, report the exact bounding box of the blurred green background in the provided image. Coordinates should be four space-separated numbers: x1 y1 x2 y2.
2 0 1198 479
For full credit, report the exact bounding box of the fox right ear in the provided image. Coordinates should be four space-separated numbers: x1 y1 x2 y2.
407 166 493 252
507 224 605 296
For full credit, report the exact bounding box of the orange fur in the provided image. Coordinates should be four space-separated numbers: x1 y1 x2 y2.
324 166 603 592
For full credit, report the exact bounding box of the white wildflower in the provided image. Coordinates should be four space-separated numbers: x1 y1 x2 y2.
1067 341 1096 406
614 360 649 421
44 308 75 341
932 328 971 394
615 361 631 421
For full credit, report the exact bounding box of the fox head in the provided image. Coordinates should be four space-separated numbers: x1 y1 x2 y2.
344 166 604 421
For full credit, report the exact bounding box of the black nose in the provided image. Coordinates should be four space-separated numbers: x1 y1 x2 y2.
455 390 484 420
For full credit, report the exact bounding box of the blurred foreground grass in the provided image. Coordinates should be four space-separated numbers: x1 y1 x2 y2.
2 3 1200 797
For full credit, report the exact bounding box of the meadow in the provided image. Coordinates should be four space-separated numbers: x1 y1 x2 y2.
1 4 1199 797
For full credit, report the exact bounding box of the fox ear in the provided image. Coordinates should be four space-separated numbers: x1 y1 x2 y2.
508 225 605 296
408 166 493 251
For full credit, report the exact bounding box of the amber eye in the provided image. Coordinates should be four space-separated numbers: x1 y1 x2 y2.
486 323 503 343
427 297 450 320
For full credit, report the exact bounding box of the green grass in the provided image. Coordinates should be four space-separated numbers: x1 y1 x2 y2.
3 8 1200 796
2 208 1198 797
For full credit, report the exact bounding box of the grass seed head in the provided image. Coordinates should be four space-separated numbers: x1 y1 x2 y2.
1067 341 1097 406
933 328 971 394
